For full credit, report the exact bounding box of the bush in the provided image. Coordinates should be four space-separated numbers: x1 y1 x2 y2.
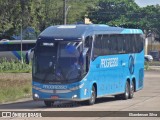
0 58 31 73
148 61 160 66
144 61 149 70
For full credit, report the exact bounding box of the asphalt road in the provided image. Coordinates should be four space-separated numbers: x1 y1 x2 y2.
0 70 160 120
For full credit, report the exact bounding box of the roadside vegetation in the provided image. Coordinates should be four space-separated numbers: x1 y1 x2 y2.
0 59 32 103
148 61 160 66
144 61 149 70
145 61 160 70
0 58 31 73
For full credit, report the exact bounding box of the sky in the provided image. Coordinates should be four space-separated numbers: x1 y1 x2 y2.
135 0 160 7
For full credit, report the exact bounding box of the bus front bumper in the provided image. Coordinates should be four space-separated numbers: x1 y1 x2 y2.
32 83 89 101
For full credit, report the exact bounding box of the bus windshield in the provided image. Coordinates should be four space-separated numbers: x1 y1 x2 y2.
33 41 83 84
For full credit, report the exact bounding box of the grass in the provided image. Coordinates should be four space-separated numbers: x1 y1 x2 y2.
0 59 32 103
0 73 32 103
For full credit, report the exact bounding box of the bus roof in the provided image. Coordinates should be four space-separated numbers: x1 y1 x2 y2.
38 24 143 41
0 40 36 44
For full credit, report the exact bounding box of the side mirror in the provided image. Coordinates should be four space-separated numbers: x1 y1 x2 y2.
25 48 34 64
81 48 89 65
83 48 89 55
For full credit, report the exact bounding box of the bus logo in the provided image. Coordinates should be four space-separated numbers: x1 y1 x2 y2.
128 55 134 74
100 58 118 68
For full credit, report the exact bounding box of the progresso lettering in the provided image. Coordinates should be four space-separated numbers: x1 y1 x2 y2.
43 85 67 90
100 58 118 68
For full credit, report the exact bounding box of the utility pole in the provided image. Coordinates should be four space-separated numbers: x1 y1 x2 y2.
21 20 23 64
63 0 67 25
20 0 25 64
63 0 71 25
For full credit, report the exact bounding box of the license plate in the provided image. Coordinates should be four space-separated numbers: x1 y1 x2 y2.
51 96 59 99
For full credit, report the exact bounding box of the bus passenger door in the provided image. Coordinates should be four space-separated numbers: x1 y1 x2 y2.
118 55 126 93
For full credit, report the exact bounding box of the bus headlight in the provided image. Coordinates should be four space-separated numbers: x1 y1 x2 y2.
72 95 77 99
70 83 84 91
33 93 39 99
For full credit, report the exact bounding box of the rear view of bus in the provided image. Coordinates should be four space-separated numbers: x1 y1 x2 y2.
31 24 144 107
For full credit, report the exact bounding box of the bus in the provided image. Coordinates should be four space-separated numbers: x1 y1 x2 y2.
28 24 144 106
0 40 36 61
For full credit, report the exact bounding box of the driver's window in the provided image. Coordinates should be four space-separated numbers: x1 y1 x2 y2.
84 36 93 72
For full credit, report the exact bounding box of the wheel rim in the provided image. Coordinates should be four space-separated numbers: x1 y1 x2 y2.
130 82 134 97
125 83 129 98
91 88 95 103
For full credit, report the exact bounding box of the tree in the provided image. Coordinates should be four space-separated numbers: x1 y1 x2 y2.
0 0 38 39
87 0 160 39
87 0 139 25
0 0 96 39
1 0 160 40
0 0 21 38
67 0 98 24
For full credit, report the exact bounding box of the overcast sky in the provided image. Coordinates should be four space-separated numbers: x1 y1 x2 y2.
135 0 160 7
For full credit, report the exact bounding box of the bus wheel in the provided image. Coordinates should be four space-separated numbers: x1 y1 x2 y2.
88 86 96 105
129 81 134 99
44 101 54 107
122 81 129 100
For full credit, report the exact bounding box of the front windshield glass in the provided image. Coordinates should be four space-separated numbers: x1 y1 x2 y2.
33 41 83 84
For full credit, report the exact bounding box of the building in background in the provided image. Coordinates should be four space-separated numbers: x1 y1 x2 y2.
84 18 92 24
145 32 160 60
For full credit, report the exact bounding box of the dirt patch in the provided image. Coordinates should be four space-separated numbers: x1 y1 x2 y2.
0 73 32 88
0 73 32 103
0 73 32 81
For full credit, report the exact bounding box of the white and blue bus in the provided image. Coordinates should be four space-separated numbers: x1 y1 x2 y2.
30 24 144 106
0 40 36 61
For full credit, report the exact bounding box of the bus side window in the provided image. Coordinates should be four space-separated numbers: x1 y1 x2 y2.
93 35 101 58
11 44 21 51
0 44 7 51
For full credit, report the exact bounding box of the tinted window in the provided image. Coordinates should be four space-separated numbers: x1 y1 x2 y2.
93 34 144 57
0 43 35 51
85 36 92 49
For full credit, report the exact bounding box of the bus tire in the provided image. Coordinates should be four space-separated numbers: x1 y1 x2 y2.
122 81 129 100
44 101 54 107
129 80 134 99
87 85 96 105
